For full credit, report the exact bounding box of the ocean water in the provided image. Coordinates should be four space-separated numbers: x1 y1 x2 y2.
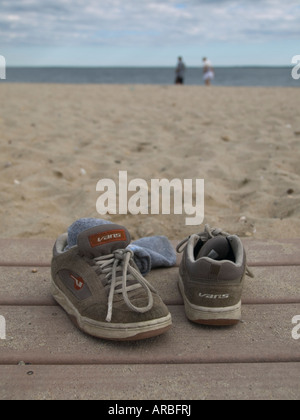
3 66 299 87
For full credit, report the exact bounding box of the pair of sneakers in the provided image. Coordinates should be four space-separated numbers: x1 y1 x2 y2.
51 222 253 341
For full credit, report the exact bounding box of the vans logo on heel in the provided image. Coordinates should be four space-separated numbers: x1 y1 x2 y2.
199 293 230 299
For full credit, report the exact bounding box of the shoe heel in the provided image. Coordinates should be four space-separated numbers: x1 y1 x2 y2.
178 276 241 326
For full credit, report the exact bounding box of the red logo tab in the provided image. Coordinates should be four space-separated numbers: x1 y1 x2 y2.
69 273 85 291
88 229 127 248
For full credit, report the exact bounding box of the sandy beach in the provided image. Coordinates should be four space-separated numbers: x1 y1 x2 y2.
0 83 299 241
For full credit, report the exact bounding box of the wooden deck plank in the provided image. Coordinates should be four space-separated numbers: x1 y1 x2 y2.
1 238 300 267
242 239 300 267
0 304 299 365
0 267 55 306
0 265 299 306
0 239 53 267
0 363 299 400
149 265 300 305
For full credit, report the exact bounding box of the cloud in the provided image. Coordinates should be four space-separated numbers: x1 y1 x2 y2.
0 0 299 48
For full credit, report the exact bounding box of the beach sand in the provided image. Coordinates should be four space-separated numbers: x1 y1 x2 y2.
0 83 299 241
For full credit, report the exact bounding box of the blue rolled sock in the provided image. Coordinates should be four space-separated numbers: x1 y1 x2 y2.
66 218 112 250
128 236 177 275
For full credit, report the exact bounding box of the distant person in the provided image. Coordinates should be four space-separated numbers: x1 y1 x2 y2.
203 57 214 86
175 57 186 85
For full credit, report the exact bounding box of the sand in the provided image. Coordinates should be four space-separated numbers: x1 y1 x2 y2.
0 83 299 241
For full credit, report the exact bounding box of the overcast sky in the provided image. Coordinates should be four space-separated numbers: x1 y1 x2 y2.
1 0 299 66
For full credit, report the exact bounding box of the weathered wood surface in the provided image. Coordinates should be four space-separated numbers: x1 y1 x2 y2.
0 238 299 400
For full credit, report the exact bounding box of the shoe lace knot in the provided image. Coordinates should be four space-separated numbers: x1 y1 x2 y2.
93 249 156 322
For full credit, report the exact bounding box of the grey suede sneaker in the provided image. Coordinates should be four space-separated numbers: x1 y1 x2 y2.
177 225 253 326
51 223 172 341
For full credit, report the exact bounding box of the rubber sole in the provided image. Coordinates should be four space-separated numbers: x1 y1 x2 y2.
51 281 172 341
178 275 241 326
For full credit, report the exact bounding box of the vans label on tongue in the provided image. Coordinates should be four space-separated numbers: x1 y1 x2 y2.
89 229 127 248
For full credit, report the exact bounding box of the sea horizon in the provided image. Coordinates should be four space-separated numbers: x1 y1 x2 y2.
2 65 298 87
5 64 294 68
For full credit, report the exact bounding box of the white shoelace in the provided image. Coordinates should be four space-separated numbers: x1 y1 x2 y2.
93 249 156 322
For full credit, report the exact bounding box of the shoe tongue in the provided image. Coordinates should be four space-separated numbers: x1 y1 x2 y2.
197 236 230 261
77 223 131 258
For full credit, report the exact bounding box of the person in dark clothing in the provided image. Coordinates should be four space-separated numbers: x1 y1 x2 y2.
175 57 186 85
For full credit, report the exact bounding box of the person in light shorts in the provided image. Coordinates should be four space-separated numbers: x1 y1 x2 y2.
203 57 214 86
